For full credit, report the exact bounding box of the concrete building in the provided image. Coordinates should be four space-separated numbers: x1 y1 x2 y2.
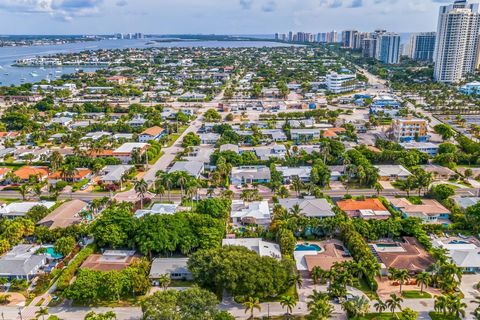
392 117 429 143
342 30 358 48
407 32 436 62
376 33 401 64
326 72 357 93
434 0 480 83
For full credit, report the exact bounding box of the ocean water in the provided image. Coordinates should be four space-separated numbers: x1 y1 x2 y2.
0 38 294 86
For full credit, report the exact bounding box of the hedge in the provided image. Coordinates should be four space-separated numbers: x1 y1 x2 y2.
56 244 95 291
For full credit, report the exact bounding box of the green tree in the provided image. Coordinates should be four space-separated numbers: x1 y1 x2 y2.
54 236 76 257
36 307 49 320
416 272 431 293
243 297 261 320
134 179 148 209
386 293 403 317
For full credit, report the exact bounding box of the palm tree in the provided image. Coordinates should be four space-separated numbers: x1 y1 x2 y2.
311 266 325 286
157 274 171 291
19 184 30 200
307 293 332 320
434 296 448 315
279 295 297 316
374 299 387 314
289 204 303 217
176 174 188 197
386 293 403 317
291 176 303 197
390 268 409 293
154 183 166 201
416 272 431 293
446 293 466 319
49 151 63 172
134 179 148 209
243 297 261 320
162 174 173 201
35 307 49 320
373 182 384 196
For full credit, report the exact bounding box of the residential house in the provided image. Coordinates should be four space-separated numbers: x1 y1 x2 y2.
135 203 179 218
113 143 149 164
337 198 391 220
13 166 49 182
400 142 439 157
99 165 133 186
0 201 55 219
276 166 312 183
261 129 288 142
199 133 220 145
48 168 92 184
328 165 346 181
168 161 204 178
300 240 353 273
388 197 451 224
290 129 321 141
0 245 47 281
230 200 271 226
222 238 281 259
219 144 239 153
278 197 335 218
231 166 271 186
454 197 480 210
371 237 434 275
420 165 456 181
244 144 287 161
375 165 412 181
37 199 88 230
138 126 165 143
432 238 480 273
150 258 192 284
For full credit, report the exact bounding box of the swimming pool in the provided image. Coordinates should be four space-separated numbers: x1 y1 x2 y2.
295 243 322 252
45 247 63 259
375 243 400 248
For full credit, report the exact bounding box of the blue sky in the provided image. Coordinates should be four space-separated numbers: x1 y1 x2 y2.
0 0 458 34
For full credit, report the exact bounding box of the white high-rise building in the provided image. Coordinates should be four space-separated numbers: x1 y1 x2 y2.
434 0 480 83
375 33 401 64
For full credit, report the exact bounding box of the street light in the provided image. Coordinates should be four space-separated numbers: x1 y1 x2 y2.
17 307 23 320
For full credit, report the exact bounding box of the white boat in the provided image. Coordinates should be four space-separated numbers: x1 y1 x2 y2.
55 70 62 73
30 72 38 77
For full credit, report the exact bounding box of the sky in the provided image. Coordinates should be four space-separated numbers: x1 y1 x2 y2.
0 0 465 35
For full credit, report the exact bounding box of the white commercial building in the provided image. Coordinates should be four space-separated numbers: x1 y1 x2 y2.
326 72 356 93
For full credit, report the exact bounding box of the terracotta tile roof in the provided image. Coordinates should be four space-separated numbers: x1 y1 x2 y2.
13 166 49 180
374 237 434 272
389 198 450 216
87 150 114 157
305 242 353 271
49 168 92 180
0 167 11 176
141 126 164 137
0 132 20 138
337 198 387 212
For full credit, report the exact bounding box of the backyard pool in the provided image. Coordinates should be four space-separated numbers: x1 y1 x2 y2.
45 246 63 259
295 243 322 252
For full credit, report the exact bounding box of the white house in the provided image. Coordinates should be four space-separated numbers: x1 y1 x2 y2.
230 200 271 226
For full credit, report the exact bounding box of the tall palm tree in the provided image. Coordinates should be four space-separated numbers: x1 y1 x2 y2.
416 272 431 293
373 182 384 196
35 307 49 320
374 299 387 314
279 295 297 316
311 266 325 286
307 293 332 320
289 204 303 217
176 174 188 197
390 268 409 293
134 179 148 209
386 293 403 316
243 297 261 320
162 174 173 201
291 176 303 197
19 184 30 201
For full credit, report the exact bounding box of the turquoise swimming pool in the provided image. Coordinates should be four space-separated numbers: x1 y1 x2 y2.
45 247 63 259
295 243 322 252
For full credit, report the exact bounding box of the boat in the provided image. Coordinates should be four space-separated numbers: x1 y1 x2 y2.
30 72 39 77
55 70 62 73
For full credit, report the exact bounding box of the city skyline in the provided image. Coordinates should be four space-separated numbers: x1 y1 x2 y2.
0 0 465 35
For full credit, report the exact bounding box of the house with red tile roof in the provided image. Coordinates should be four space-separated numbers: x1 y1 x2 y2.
13 166 49 182
336 198 391 220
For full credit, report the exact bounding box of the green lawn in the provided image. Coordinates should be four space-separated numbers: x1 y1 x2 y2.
353 278 379 300
401 290 432 299
429 312 458 320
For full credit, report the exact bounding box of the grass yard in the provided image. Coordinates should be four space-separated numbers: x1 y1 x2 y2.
401 290 432 299
353 277 379 300
429 312 458 320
